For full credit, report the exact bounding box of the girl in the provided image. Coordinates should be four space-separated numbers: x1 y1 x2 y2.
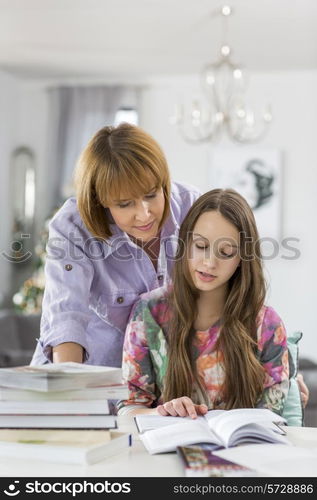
118 189 289 417
31 123 200 367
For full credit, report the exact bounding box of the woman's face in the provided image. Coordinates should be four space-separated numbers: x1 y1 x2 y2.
107 186 165 242
187 210 241 296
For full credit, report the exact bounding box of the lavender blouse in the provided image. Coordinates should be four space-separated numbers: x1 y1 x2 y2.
31 182 201 367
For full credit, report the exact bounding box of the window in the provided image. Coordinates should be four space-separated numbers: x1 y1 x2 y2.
114 107 138 126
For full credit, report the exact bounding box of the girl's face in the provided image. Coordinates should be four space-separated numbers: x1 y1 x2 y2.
188 211 241 295
107 186 165 242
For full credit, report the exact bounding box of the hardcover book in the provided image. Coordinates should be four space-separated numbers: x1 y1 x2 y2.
136 408 289 454
177 444 257 477
0 429 131 465
0 399 111 415
0 384 128 401
0 413 117 429
0 362 123 392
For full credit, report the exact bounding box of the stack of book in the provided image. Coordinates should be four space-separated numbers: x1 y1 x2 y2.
0 362 131 464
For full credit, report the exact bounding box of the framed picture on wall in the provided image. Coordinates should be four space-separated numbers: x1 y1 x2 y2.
208 148 283 241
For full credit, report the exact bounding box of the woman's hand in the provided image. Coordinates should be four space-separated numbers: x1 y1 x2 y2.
157 396 208 419
52 342 84 363
296 373 309 408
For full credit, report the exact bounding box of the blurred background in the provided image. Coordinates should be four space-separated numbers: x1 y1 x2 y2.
0 0 316 421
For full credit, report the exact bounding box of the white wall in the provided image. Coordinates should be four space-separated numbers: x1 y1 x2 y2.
0 71 19 306
139 71 317 362
3 69 316 362
15 83 49 237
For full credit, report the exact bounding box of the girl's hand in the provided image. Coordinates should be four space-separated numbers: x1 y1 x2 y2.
157 396 208 419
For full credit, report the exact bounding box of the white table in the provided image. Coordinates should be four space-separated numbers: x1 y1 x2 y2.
0 417 317 477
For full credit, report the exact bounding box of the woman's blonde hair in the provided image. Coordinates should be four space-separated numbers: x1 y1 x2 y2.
164 189 266 409
75 123 171 240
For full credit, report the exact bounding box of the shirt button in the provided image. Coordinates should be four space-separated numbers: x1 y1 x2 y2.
116 296 124 304
158 275 163 281
65 264 73 271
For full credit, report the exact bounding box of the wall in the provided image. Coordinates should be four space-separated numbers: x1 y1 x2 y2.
139 71 317 362
2 69 316 362
15 83 49 237
0 70 19 306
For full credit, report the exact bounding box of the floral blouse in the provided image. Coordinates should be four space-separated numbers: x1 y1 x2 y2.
118 286 289 415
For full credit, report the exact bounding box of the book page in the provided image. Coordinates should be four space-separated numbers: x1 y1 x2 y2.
135 409 225 433
206 408 286 447
228 423 290 447
140 420 223 454
135 414 208 433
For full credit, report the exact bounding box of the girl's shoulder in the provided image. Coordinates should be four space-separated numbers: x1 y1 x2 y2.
257 305 285 329
135 285 172 325
256 305 287 348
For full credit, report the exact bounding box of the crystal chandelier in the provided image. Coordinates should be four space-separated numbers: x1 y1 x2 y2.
171 5 272 144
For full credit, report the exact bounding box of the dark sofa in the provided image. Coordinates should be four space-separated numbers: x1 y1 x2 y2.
299 358 317 427
0 309 40 367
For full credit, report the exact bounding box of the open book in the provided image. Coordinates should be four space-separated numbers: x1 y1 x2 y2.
136 408 290 454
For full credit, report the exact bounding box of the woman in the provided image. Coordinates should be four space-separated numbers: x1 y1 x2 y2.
31 123 200 367
118 189 290 417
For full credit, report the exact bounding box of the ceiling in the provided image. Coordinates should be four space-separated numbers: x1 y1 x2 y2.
0 0 316 81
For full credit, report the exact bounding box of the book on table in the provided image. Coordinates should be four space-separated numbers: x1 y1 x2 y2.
135 408 290 454
0 428 131 465
0 399 112 415
0 413 117 429
0 362 123 392
177 444 257 477
0 384 128 401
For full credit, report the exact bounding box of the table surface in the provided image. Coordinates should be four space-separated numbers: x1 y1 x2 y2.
1 417 317 477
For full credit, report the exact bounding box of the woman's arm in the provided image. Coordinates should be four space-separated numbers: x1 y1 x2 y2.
296 373 309 408
52 342 84 363
32 204 94 364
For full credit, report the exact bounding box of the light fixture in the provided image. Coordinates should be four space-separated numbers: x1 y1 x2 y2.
171 5 272 144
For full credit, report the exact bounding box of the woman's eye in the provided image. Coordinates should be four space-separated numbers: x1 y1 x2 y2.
117 202 131 208
145 193 157 199
195 244 207 250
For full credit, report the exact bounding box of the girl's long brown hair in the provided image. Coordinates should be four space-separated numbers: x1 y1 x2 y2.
164 189 266 409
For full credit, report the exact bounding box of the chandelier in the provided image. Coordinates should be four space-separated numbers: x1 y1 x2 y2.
171 5 272 144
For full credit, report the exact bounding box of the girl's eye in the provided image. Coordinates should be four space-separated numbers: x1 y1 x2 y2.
195 244 207 250
219 250 235 258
